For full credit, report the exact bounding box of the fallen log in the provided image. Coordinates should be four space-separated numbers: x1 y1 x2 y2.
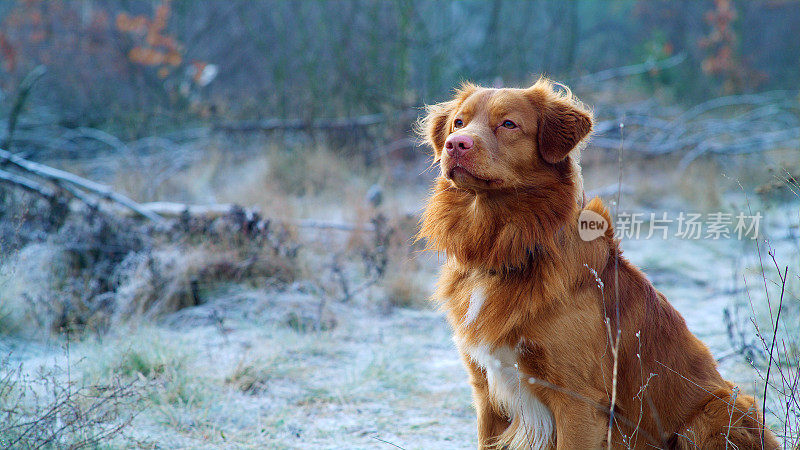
133 201 376 231
0 148 163 223
137 201 236 219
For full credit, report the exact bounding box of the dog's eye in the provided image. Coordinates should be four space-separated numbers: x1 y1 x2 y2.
454 119 464 128
502 120 517 129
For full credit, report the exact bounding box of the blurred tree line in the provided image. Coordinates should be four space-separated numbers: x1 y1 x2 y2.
0 0 798 137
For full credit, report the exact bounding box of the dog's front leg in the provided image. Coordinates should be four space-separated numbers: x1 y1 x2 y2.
463 358 509 448
549 397 606 450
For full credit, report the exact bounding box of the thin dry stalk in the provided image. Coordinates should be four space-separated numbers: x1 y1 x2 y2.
607 121 625 448
725 386 740 449
761 253 789 449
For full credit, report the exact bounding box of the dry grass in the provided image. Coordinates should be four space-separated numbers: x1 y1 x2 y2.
0 203 302 338
383 268 428 309
0 345 141 448
224 356 290 395
84 330 212 410
110 139 381 222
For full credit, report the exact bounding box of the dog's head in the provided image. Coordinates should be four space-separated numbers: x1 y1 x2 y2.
417 78 596 270
420 78 592 193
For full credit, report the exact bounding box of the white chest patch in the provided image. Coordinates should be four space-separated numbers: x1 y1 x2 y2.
456 338 554 450
464 285 486 326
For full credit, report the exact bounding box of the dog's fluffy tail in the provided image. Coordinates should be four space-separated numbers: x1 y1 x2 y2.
585 196 614 239
671 385 778 449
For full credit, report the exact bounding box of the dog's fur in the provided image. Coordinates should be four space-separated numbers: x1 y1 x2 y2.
417 79 779 449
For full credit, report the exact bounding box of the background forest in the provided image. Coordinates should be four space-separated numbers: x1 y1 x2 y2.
0 1 798 448
0 1 799 134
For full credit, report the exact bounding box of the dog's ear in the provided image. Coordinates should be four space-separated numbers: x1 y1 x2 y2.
527 80 593 164
419 99 458 157
537 100 592 164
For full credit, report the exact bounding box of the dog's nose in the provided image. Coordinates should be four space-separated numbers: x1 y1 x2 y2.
445 134 474 157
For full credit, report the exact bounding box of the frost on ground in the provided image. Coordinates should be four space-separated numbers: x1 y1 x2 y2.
1 157 797 448
1 287 476 449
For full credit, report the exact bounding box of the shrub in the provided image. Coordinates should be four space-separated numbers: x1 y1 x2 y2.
0 206 302 337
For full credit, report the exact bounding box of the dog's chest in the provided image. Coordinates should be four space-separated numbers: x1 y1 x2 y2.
456 338 554 450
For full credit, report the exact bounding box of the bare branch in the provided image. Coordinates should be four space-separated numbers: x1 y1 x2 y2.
213 110 417 133
0 168 56 200
574 53 686 85
2 65 47 150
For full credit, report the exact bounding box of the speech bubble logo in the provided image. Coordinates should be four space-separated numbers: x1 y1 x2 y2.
578 209 608 241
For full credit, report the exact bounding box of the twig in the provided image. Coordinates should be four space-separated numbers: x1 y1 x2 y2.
525 373 661 447
214 110 417 133
296 219 374 232
2 65 47 150
574 53 686 85
587 90 799 168
761 263 788 449
125 201 380 233
725 386 740 449
607 121 624 448
371 435 407 449
587 183 633 199
0 168 56 200
654 360 758 418
53 127 129 154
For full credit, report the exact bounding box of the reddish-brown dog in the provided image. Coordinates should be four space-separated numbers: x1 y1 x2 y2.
417 78 779 449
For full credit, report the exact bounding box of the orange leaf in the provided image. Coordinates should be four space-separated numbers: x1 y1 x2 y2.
116 13 148 33
165 50 182 66
129 46 165 66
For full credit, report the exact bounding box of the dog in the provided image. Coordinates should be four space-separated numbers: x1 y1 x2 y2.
417 78 779 449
